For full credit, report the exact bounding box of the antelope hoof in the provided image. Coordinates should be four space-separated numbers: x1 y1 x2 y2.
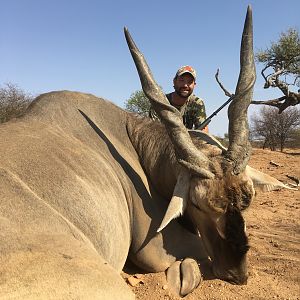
166 258 202 297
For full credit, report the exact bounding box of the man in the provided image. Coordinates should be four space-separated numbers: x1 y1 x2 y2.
149 65 208 132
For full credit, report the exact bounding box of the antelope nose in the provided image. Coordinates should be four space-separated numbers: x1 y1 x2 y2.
224 272 248 285
234 273 248 285
239 275 248 285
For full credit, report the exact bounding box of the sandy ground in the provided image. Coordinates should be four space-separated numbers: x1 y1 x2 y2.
123 148 300 300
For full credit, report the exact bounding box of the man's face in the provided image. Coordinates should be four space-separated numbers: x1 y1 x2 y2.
173 73 196 98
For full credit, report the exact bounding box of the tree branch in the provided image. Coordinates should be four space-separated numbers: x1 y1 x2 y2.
292 75 300 86
262 67 285 89
261 65 271 88
251 96 287 108
215 68 234 97
251 92 300 113
275 77 290 96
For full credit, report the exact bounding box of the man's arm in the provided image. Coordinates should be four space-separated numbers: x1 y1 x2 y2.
193 98 208 132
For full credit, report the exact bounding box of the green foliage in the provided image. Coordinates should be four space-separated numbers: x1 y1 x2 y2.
124 90 151 117
255 28 300 86
0 82 33 123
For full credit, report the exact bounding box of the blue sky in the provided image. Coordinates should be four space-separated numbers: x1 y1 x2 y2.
1 0 299 136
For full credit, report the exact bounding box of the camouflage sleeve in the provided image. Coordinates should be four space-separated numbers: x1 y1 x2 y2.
192 98 207 129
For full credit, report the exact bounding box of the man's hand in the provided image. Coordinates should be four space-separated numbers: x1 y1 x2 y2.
202 126 208 133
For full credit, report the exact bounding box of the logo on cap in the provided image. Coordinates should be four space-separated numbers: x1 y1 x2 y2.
175 65 196 80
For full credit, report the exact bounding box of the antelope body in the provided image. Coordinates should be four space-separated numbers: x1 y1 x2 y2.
0 6 290 299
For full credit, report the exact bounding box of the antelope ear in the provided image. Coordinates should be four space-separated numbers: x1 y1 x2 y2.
245 166 297 191
157 169 190 232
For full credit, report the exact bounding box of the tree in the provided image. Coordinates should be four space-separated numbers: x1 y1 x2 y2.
0 82 33 123
252 28 300 113
251 106 300 151
124 90 151 117
215 28 300 113
289 128 300 147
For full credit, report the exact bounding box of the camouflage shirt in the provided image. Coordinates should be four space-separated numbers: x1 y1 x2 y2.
149 93 207 129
